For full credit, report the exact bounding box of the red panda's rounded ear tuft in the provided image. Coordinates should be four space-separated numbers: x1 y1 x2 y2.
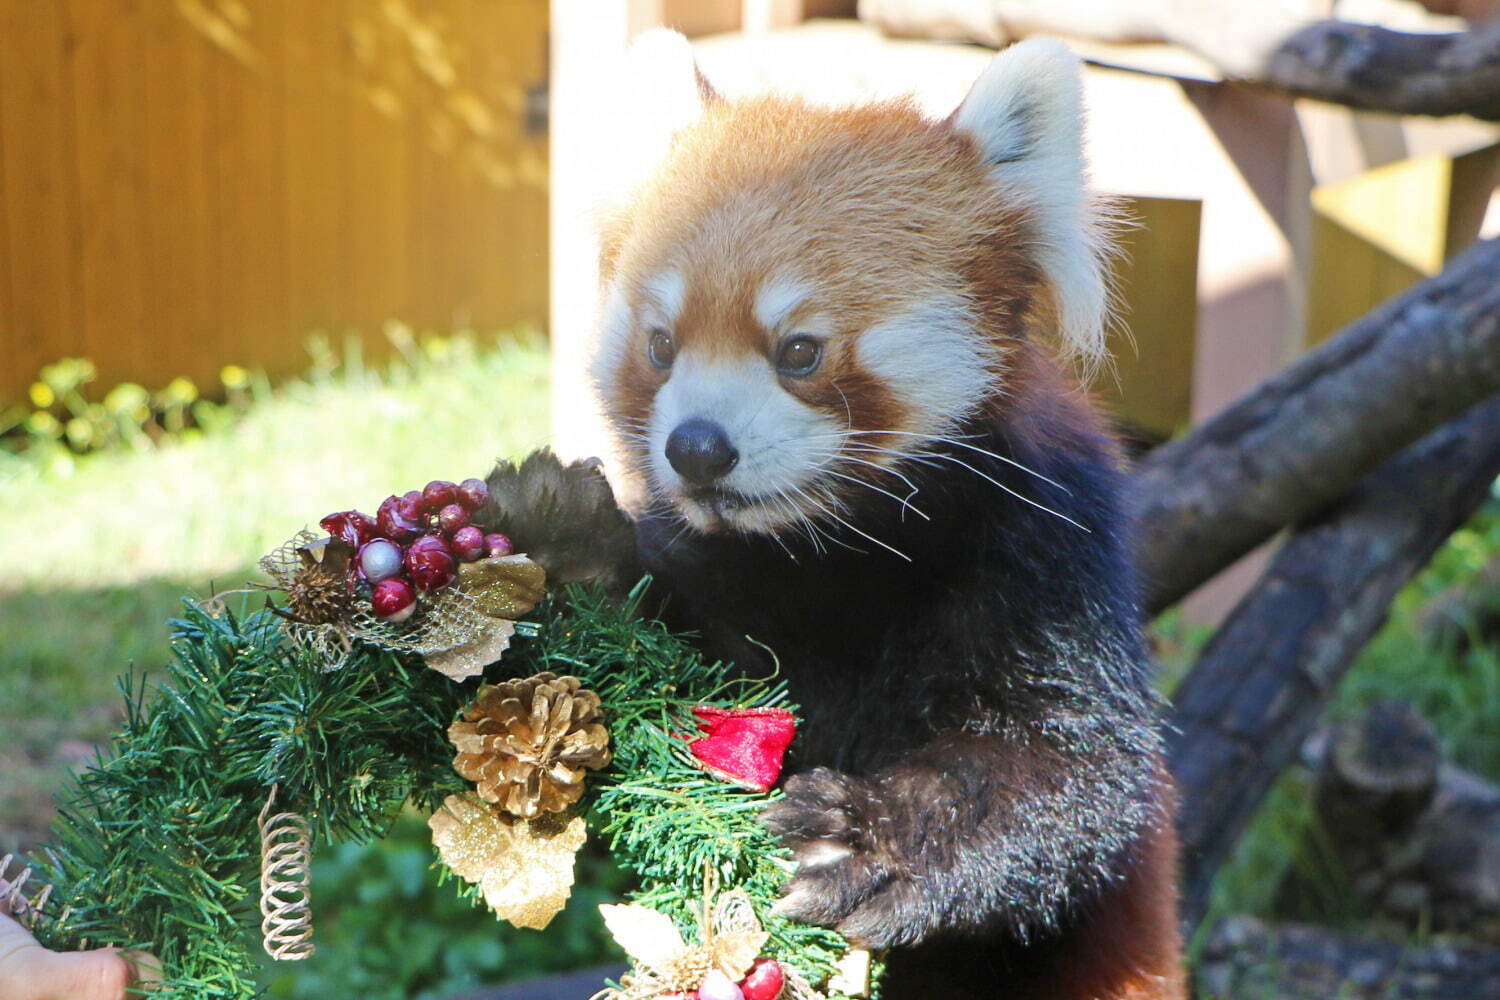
589 30 715 213
952 39 1112 371
625 29 710 124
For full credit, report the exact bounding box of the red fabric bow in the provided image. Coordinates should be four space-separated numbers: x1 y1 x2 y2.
686 706 797 793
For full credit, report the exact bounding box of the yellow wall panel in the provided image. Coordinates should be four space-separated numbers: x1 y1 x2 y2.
1099 195 1203 442
0 0 549 402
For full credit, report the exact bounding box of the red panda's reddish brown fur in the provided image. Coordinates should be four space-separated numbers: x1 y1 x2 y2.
584 34 1185 999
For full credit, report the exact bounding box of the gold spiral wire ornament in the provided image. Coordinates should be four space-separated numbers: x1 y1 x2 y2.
258 785 315 961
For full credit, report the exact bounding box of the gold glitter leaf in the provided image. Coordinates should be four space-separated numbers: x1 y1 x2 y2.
458 554 547 620
428 794 586 930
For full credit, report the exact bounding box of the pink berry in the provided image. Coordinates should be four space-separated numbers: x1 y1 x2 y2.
457 477 490 512
438 503 469 534
698 970 742 1000
451 525 486 562
371 578 416 622
484 532 513 558
358 538 404 583
740 959 785 1000
377 494 424 541
422 480 458 513
405 535 456 591
320 510 377 548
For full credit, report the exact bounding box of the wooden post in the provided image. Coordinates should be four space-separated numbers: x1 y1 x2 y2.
548 0 641 462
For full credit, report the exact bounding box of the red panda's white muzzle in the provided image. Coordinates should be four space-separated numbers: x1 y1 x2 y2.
648 351 844 534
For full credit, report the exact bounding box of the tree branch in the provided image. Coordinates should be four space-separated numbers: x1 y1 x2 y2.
1262 17 1500 122
1168 394 1500 929
1132 237 1500 615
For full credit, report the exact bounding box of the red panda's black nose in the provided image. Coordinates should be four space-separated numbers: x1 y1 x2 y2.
666 418 739 485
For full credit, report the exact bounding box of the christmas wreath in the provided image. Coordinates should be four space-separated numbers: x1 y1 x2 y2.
8 457 878 1000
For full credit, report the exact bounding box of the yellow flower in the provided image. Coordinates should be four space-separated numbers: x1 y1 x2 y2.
27 411 61 436
28 382 55 409
164 376 198 403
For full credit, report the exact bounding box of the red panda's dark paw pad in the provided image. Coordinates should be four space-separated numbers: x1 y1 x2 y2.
834 878 932 950
761 769 868 844
761 769 900 935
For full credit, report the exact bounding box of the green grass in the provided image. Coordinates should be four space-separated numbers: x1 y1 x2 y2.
0 330 550 854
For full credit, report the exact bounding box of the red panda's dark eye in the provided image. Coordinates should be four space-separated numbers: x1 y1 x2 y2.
776 335 822 377
647 328 676 368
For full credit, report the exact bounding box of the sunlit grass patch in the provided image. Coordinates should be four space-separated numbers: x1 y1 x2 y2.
0 330 551 854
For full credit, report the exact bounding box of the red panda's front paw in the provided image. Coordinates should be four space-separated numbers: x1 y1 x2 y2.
761 769 926 948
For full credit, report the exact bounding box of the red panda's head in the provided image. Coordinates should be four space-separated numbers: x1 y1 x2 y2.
592 35 1111 537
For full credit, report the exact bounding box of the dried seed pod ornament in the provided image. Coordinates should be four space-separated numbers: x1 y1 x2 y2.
279 537 354 626
450 673 611 819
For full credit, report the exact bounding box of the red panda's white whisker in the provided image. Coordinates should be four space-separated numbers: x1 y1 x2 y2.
788 484 870 557
822 469 929 522
812 461 930 522
757 491 810 561
764 486 823 556
792 483 914 562
842 442 1089 533
927 454 1089 534
823 446 925 497
820 506 914 562
844 430 1073 495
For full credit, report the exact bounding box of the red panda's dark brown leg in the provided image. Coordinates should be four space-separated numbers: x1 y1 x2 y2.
763 729 1167 954
869 784 1185 1000
1046 802 1186 1000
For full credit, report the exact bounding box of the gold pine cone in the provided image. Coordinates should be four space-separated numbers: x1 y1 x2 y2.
450 672 610 819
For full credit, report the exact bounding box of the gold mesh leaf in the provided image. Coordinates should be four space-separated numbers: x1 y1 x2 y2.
426 619 517 682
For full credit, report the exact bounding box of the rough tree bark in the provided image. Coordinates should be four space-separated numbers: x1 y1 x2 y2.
1132 237 1500 616
860 0 1500 120
1167 393 1500 929
1196 916 1500 999
1263 17 1500 121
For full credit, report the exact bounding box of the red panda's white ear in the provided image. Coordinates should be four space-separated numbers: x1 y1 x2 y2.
624 29 712 129
953 40 1110 367
599 30 712 208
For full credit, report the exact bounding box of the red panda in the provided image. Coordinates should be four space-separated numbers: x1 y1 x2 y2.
584 33 1185 1000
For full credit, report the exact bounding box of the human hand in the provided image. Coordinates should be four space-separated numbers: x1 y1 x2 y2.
0 881 158 1000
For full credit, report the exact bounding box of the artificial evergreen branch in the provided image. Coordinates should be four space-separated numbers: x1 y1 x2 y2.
27 582 863 998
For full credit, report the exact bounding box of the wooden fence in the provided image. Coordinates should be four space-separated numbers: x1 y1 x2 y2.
0 0 548 403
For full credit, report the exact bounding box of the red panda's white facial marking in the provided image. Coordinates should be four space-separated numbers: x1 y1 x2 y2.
855 294 1001 442
593 36 1110 539
603 263 997 536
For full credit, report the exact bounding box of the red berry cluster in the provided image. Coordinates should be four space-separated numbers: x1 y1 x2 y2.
319 478 513 624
